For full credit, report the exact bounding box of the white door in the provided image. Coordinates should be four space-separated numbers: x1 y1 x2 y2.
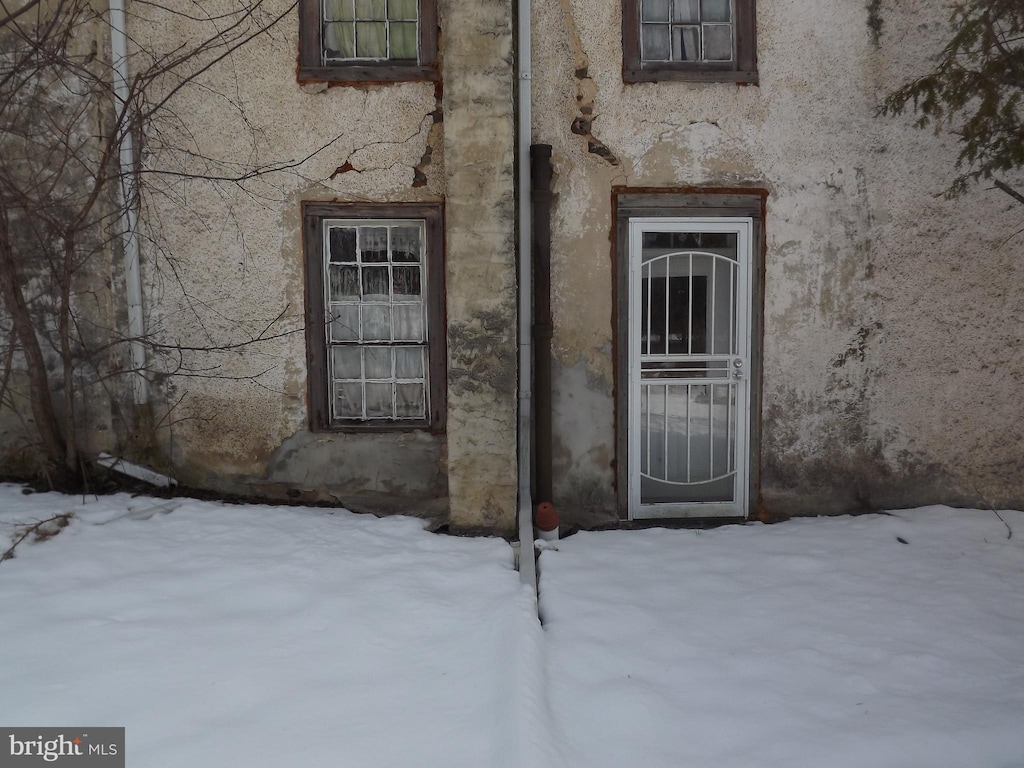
628 218 753 519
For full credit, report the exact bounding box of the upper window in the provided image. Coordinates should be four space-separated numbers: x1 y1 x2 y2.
303 203 446 430
298 0 438 83
622 0 757 83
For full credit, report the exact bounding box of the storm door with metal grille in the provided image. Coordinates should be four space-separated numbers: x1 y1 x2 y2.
627 218 752 518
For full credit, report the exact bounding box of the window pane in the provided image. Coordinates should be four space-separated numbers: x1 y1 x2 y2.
329 304 359 341
323 0 355 20
703 23 733 60
331 346 362 379
365 346 392 379
365 383 393 418
672 25 701 61
329 265 359 300
360 227 388 262
641 24 671 61
672 0 699 23
392 304 423 341
395 383 425 418
362 266 390 300
323 22 355 58
356 21 387 57
355 0 386 18
392 266 421 300
329 227 356 263
641 0 669 22
388 0 417 20
390 22 417 59
701 0 730 22
395 346 424 378
363 304 391 340
392 226 421 262
334 382 363 418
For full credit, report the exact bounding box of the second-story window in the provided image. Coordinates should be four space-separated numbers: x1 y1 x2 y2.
623 0 757 83
298 0 438 83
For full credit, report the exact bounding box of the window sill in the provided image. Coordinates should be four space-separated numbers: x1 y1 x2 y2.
623 67 759 85
310 421 443 434
298 63 439 85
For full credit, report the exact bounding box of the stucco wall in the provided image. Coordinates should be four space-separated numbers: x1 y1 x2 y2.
123 0 516 532
532 0 1024 525
0 4 124 474
4 0 1019 531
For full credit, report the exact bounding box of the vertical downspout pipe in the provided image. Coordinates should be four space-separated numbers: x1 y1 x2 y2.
530 145 553 505
109 0 148 404
515 0 537 590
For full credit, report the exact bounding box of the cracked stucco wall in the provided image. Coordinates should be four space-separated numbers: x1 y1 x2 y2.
20 0 1019 530
532 0 1024 524
125 0 516 532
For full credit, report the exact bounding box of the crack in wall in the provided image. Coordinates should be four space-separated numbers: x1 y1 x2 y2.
558 0 619 166
413 90 444 187
328 93 441 181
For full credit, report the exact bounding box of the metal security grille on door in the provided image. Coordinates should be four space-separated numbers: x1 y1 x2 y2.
628 218 752 518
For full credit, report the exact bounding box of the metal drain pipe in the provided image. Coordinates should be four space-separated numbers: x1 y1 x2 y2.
109 0 148 404
515 0 536 590
531 145 553 508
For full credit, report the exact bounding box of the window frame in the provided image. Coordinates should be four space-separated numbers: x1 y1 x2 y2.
622 0 758 84
303 201 446 432
298 0 439 84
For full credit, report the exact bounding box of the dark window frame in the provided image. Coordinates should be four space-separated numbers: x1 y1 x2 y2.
622 0 758 84
303 201 447 432
297 0 439 84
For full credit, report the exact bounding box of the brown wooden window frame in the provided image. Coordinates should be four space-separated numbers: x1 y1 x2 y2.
622 0 757 84
303 202 446 432
298 0 439 84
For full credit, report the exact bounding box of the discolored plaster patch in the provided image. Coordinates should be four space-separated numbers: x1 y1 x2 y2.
866 0 884 47
440 0 518 533
549 357 617 526
447 310 517 398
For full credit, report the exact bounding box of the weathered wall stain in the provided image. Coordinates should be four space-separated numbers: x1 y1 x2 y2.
831 323 882 369
867 0 885 47
448 310 517 397
440 0 518 533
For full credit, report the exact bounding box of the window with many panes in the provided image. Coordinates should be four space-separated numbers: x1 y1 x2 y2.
622 0 757 83
304 203 445 430
298 0 438 83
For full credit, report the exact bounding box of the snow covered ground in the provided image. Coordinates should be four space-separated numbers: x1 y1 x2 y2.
540 509 1024 768
2 485 1023 768
0 487 543 768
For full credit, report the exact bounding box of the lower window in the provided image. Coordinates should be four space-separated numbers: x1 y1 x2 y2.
303 202 445 430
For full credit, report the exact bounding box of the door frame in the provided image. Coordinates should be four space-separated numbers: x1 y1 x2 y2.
613 190 766 521
627 217 752 519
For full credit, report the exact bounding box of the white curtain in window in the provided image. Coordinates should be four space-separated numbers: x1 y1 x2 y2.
392 305 424 341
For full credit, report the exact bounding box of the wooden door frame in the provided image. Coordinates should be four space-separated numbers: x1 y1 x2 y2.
612 188 767 521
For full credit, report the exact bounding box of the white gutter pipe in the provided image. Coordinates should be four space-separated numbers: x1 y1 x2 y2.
109 0 149 404
515 0 536 591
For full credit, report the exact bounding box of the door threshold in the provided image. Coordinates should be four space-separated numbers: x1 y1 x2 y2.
617 516 748 530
